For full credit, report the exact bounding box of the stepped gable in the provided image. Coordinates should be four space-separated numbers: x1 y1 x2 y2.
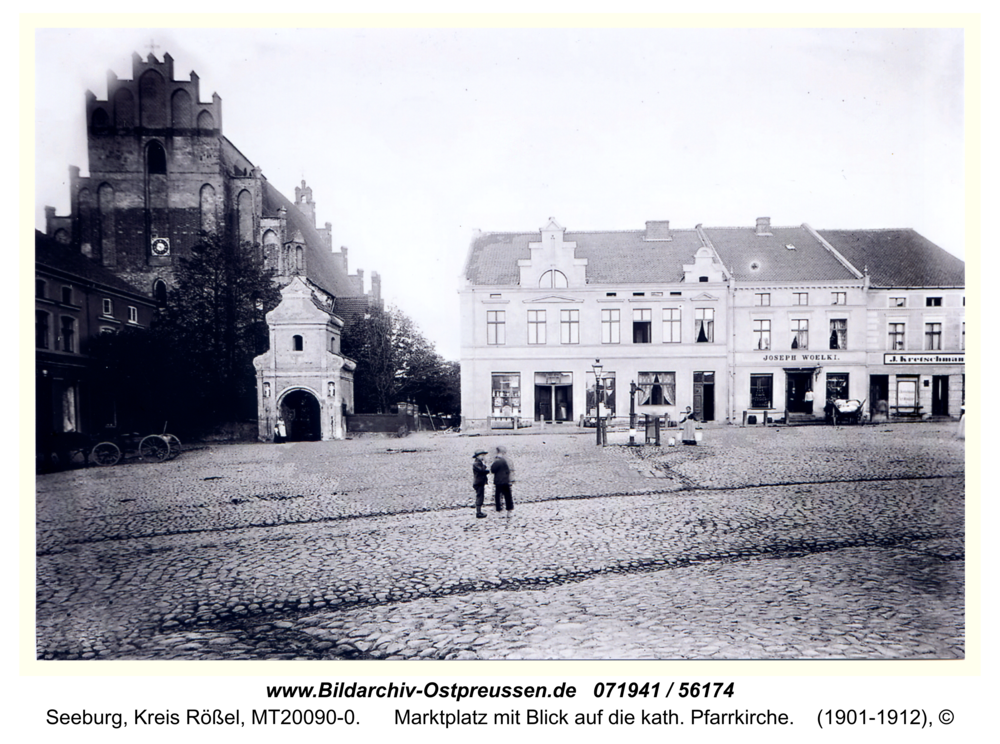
261 181 358 299
704 225 858 282
818 229 965 288
465 227 705 285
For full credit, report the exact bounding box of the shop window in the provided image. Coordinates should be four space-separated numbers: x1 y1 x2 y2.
750 374 773 408
662 307 681 343
487 310 505 345
794 292 809 305
560 309 579 344
754 293 770 306
791 319 808 349
832 292 846 305
491 373 521 415
587 370 616 417
926 296 942 307
753 319 771 350
925 322 942 350
35 311 50 349
896 377 918 409
527 310 546 344
829 319 847 350
293 335 304 351
826 373 849 401
695 307 715 342
889 323 906 350
632 308 652 343
637 372 675 406
601 309 620 344
59 316 76 353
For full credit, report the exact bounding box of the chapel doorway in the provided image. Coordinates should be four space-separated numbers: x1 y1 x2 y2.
279 389 322 441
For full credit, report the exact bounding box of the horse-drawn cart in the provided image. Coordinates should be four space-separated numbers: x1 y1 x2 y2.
90 426 182 466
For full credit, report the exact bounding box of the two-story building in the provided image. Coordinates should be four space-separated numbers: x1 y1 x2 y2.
460 217 964 429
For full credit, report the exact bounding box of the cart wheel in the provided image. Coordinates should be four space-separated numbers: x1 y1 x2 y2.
92 442 121 466
139 435 170 462
163 433 182 459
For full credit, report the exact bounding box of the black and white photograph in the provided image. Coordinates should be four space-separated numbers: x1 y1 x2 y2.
32 23 967 666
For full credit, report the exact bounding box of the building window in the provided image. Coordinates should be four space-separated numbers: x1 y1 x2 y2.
491 373 520 415
602 309 620 344
794 292 809 305
925 322 942 350
560 309 579 344
35 311 50 349
61 286 73 305
791 319 808 349
632 308 652 343
961 322 965 350
753 319 771 350
59 316 76 353
637 372 675 406
754 293 770 306
829 319 847 350
36 279 46 299
662 307 681 343
889 323 906 350
926 296 942 307
330 336 339 354
826 373 849 401
750 374 773 408
527 309 546 344
102 298 113 316
832 292 846 305
539 270 567 288
487 310 505 345
695 307 715 343
890 296 906 307
128 306 138 324
293 334 304 351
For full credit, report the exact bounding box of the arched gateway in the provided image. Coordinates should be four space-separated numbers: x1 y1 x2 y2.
278 389 321 441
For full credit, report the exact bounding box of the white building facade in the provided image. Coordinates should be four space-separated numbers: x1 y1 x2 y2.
460 218 965 428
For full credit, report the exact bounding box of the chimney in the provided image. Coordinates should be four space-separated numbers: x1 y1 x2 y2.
755 217 772 236
644 220 672 241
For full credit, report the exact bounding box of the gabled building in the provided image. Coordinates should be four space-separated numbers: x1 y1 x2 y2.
41 51 382 441
460 217 964 428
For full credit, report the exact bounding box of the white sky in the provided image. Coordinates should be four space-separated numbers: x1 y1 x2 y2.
34 26 965 361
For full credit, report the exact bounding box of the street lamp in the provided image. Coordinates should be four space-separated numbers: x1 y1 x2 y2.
592 359 603 446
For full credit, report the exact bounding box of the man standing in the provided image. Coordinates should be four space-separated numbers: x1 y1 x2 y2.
490 445 515 518
472 449 489 518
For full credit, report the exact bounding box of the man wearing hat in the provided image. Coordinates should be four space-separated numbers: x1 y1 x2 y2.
472 449 490 518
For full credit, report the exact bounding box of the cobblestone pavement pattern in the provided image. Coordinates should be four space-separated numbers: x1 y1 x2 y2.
35 423 964 660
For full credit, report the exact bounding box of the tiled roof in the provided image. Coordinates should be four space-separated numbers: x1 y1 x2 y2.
818 229 965 288
465 229 706 285
35 232 152 300
262 181 359 299
704 226 859 282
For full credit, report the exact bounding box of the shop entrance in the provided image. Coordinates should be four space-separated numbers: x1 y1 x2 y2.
279 389 322 441
785 371 814 413
932 375 950 416
693 371 715 421
869 375 889 411
534 372 573 422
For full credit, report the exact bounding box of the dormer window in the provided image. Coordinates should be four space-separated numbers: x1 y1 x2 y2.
539 270 567 289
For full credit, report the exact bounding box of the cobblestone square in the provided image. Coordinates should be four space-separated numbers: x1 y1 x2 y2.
35 422 964 660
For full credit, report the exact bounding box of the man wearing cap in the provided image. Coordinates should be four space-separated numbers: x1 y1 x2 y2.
472 449 490 518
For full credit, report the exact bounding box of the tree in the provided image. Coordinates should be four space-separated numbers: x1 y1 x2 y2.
342 305 460 415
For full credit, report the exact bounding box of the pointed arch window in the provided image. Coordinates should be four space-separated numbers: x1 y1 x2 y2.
147 141 167 174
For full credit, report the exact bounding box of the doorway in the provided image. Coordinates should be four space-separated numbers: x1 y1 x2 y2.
693 371 715 421
534 372 574 422
932 375 950 416
279 389 321 441
785 371 813 413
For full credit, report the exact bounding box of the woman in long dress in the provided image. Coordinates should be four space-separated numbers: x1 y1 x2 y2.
680 406 697 445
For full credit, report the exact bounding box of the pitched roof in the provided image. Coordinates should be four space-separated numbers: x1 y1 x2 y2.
818 229 965 288
704 226 859 282
35 231 153 300
261 181 359 299
465 229 706 285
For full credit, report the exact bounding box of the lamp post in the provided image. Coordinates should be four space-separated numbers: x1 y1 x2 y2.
592 359 603 446
629 380 637 445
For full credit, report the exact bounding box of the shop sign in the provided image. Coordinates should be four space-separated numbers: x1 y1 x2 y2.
883 353 964 365
762 354 840 362
535 372 573 385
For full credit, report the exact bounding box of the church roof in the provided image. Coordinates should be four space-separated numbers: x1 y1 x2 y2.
261 181 359 299
818 229 965 288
